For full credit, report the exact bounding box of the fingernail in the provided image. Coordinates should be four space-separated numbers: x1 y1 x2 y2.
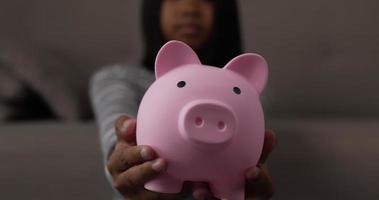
121 120 129 133
140 147 154 160
151 159 166 172
246 167 260 181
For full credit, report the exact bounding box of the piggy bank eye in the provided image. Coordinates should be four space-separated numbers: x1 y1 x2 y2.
233 87 241 95
177 81 186 88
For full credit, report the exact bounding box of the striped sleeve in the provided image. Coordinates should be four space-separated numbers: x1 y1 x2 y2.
89 64 154 162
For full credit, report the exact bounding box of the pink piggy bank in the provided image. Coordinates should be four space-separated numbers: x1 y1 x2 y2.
136 40 268 200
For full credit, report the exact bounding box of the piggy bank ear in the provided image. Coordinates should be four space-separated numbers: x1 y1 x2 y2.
224 53 268 94
155 40 201 79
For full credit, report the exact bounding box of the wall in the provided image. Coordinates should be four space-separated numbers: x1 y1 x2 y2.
1 0 378 116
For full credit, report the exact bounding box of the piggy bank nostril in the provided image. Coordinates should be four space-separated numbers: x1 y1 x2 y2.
195 117 204 127
217 121 226 131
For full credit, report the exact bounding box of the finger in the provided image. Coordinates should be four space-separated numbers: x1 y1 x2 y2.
115 115 137 146
107 145 156 174
114 158 168 194
259 129 277 163
245 165 275 199
193 182 214 200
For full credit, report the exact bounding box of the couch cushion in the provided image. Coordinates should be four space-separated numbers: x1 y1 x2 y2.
0 118 378 199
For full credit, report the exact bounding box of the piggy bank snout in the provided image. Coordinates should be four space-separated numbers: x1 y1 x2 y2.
179 100 237 145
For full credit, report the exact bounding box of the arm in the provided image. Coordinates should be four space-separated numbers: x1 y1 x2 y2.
89 65 142 200
89 65 192 199
89 65 143 161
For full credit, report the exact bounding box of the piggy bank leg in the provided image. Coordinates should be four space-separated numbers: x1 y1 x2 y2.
211 179 245 200
144 173 182 194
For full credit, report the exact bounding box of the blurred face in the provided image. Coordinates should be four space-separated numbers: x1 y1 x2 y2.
161 0 215 50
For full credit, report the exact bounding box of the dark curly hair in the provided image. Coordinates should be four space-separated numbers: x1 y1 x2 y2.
141 0 243 70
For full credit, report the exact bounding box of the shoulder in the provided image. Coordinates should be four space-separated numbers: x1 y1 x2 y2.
89 63 155 90
91 64 153 83
91 64 139 81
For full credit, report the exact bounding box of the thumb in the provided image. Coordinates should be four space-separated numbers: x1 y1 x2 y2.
115 115 137 146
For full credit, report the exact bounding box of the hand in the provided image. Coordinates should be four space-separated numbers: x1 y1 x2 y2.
244 129 277 199
107 115 192 200
192 130 277 200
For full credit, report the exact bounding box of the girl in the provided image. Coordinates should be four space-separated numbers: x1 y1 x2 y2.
90 0 276 199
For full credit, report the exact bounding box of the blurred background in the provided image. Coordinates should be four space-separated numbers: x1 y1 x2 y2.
0 0 378 199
